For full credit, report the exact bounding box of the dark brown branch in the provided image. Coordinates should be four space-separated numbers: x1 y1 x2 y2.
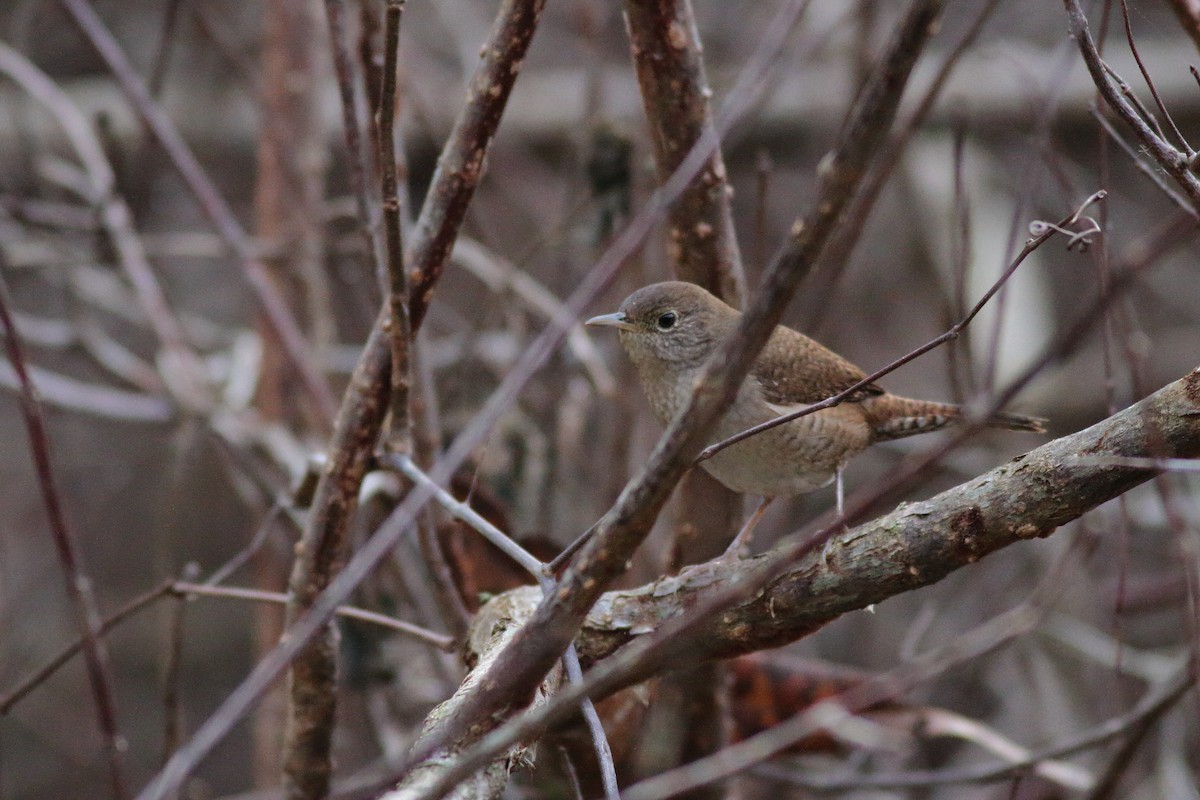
1064 0 1200 210
407 0 549 331
0 274 128 799
622 0 747 303
1117 0 1191 155
402 0 946 780
281 327 391 800
379 0 412 434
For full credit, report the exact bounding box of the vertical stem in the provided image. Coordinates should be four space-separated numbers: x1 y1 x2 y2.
253 0 331 792
0 274 128 799
379 0 412 439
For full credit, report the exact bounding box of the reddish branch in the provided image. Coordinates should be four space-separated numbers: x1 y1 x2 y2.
324 0 385 290
254 0 337 794
379 0 412 431
281 328 391 800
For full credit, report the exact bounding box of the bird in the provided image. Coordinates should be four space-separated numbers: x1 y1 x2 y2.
586 281 1045 555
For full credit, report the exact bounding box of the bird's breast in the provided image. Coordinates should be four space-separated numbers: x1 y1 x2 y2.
631 365 874 497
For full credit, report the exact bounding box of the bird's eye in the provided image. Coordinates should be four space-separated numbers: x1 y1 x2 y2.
656 311 677 331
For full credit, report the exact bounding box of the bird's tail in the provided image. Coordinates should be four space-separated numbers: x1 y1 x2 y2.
862 395 1046 442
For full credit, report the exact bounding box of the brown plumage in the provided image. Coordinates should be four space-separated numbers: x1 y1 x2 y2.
587 281 1044 502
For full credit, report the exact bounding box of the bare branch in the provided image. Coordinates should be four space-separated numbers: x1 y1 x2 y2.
1165 0 1200 55
0 579 453 720
379 0 412 436
622 0 748 303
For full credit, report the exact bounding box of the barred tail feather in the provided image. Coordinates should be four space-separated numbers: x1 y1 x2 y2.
863 396 1046 442
986 410 1048 433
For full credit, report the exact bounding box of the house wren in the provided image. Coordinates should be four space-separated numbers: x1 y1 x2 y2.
587 281 1044 550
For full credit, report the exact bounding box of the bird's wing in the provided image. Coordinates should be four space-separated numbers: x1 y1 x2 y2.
752 325 883 407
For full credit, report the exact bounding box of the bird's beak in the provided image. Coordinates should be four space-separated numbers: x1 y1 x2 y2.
585 312 636 331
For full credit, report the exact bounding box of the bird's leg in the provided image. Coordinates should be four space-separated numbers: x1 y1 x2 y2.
836 464 845 520
723 496 773 559
823 466 848 567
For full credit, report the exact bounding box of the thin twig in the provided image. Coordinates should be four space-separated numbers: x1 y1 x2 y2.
1064 0 1200 211
172 582 455 650
0 577 454 719
387 454 542 575
324 0 385 296
1118 0 1192 156
451 238 616 395
379 0 411 433
407 0 550 331
758 660 1194 793
1090 106 1198 218
803 0 1004 336
0 360 173 422
1165 0 1200 56
0 581 173 715
0 270 128 798
559 638 620 800
161 588 189 765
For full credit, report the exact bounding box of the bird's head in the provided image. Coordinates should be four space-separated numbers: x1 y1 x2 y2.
586 281 736 372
